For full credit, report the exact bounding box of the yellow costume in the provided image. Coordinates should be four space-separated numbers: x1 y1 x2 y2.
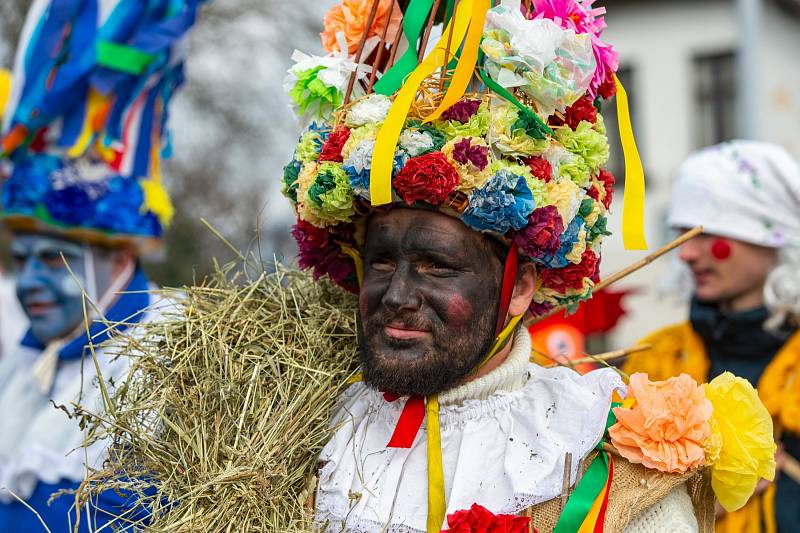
624 323 800 532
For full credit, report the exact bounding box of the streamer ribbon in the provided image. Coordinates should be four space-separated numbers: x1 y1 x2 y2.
369 0 476 206
615 74 648 250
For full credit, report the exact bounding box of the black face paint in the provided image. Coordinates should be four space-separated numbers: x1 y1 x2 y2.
358 208 505 396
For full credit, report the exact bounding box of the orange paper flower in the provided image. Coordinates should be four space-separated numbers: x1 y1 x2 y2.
321 0 402 55
609 373 713 474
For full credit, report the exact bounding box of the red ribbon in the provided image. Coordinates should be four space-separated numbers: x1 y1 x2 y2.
593 453 614 533
385 394 426 448
495 243 519 336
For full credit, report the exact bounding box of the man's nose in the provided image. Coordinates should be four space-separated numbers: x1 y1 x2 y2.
678 238 703 264
16 257 47 293
381 266 422 312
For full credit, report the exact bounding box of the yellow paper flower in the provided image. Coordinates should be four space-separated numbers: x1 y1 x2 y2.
141 178 174 227
705 372 776 512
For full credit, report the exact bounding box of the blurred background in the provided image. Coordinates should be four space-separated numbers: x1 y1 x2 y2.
1 0 799 350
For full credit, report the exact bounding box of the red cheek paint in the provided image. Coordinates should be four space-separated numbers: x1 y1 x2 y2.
711 239 732 260
445 294 473 326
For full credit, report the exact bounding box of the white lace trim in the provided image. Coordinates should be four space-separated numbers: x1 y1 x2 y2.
314 331 623 532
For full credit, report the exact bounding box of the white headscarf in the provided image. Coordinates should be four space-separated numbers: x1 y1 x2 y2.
668 140 800 248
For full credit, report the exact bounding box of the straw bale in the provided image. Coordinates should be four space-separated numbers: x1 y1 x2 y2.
73 265 359 532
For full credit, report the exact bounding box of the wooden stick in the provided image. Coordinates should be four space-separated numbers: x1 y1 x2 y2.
386 9 406 69
545 344 652 368
418 0 443 62
524 226 704 327
344 0 382 105
368 0 398 92
560 452 573 510
439 0 459 90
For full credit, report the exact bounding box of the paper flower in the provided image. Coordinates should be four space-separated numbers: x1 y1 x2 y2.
530 0 619 98
284 48 371 121
319 126 351 163
292 219 358 291
281 159 303 204
398 129 436 157
513 205 564 259
441 503 532 533
609 373 713 474
441 99 482 123
303 162 355 225
295 123 331 163
461 169 535 233
321 0 402 55
489 103 550 157
555 119 609 176
437 102 490 140
345 94 392 127
393 152 459 205
705 372 776 512
442 137 492 192
482 5 595 116
540 248 598 293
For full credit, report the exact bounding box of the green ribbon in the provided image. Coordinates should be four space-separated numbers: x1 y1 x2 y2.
373 0 435 96
552 401 621 532
97 41 156 75
553 450 610 533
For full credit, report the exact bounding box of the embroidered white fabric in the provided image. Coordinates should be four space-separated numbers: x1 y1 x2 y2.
0 286 167 502
314 330 624 532
623 484 699 533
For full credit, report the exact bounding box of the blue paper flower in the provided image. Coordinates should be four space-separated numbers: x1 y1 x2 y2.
92 177 151 235
461 169 534 233
344 149 407 199
43 185 95 227
2 156 58 214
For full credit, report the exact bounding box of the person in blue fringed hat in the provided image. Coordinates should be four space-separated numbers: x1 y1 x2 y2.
0 0 205 530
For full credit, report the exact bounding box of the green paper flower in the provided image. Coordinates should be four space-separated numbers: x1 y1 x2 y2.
305 162 354 224
555 119 610 174
290 65 343 120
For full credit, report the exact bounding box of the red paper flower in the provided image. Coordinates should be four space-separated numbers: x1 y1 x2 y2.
442 99 482 123
393 152 460 205
564 96 598 130
598 71 617 100
441 503 533 533
513 205 564 258
598 169 615 209
318 126 351 163
292 219 358 292
540 249 599 293
523 156 553 182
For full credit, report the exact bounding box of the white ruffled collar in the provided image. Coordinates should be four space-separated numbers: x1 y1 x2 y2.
315 330 623 532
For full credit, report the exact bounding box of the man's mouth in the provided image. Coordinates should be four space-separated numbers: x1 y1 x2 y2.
383 322 432 341
25 301 58 317
691 268 715 285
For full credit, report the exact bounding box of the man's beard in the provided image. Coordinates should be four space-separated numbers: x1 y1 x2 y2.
358 308 497 397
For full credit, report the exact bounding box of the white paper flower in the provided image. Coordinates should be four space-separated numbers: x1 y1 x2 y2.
398 130 435 157
345 94 392 127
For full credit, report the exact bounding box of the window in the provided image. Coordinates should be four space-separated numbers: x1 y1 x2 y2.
601 65 636 185
693 51 737 147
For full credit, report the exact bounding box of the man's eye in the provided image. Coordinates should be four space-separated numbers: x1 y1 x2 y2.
11 253 27 266
425 262 457 274
370 259 395 272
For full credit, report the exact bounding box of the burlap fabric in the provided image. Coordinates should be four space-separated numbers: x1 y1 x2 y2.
524 446 715 532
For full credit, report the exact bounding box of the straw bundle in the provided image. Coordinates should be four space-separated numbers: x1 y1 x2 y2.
75 265 359 532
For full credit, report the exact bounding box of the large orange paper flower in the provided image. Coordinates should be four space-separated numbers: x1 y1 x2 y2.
609 373 713 474
321 0 402 55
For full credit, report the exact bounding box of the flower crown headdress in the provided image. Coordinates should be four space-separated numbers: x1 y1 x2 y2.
0 0 206 253
283 0 646 315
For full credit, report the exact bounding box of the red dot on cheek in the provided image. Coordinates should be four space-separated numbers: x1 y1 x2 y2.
711 239 732 261
446 294 473 325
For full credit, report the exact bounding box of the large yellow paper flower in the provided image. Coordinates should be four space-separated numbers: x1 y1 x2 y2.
705 372 776 512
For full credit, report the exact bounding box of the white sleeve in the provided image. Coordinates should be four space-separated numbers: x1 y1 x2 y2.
623 483 699 533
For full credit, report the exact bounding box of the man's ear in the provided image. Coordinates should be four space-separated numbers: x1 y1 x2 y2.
110 247 136 278
508 262 536 317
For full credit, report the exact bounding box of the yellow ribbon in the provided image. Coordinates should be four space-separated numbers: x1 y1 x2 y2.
423 0 490 123
0 69 11 116
426 394 445 533
67 88 110 158
369 0 475 206
615 74 648 251
339 243 365 286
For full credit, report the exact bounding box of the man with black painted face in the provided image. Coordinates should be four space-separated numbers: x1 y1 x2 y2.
0 0 201 528
358 208 534 397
